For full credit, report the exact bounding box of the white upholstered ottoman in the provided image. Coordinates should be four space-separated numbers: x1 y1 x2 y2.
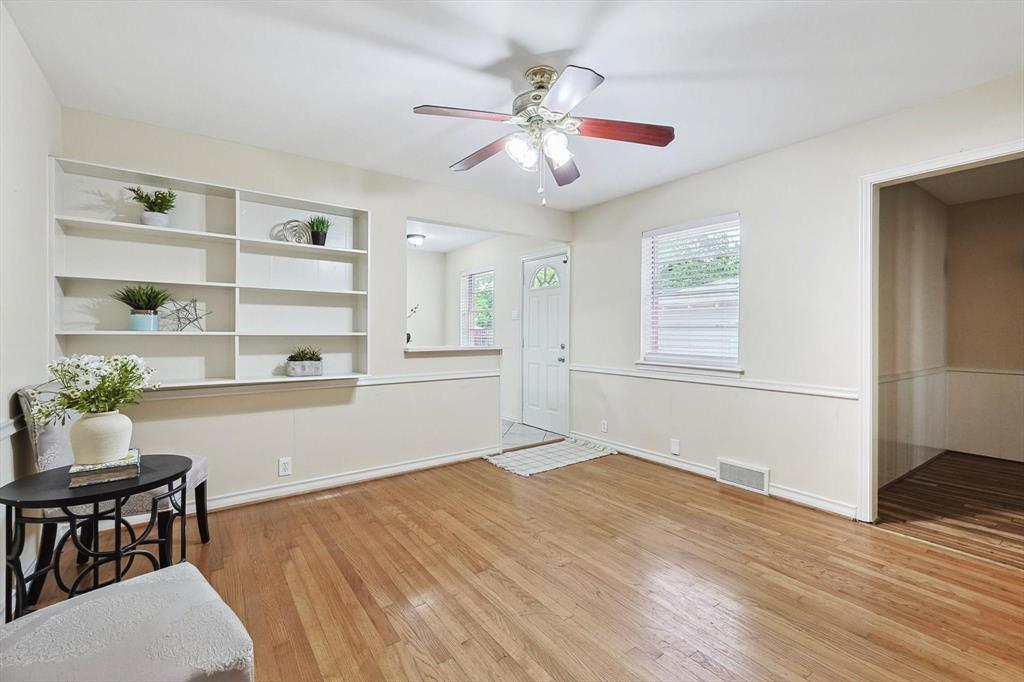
0 563 253 682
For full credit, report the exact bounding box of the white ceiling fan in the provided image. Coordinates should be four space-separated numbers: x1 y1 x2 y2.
414 64 675 204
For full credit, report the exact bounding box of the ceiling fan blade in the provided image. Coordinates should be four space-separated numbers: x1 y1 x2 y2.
577 117 675 147
450 135 514 171
542 65 605 114
414 105 511 122
546 155 581 187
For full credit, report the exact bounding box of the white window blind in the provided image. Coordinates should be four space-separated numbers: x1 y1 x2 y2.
460 268 495 346
641 213 741 368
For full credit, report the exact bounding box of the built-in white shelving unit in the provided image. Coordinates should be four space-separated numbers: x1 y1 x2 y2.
50 158 371 389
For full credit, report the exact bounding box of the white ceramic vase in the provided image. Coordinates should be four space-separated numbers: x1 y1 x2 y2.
69 411 133 465
140 211 170 227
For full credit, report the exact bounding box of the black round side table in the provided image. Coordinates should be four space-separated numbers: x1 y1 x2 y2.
0 454 192 622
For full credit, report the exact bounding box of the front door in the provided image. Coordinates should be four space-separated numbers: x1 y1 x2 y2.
521 253 570 435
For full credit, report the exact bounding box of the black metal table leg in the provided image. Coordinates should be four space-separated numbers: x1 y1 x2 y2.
179 475 187 563
6 506 27 622
114 498 123 582
90 502 100 590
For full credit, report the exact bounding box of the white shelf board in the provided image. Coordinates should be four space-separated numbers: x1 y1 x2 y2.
56 215 234 244
57 215 366 258
236 283 367 296
238 189 367 218
153 373 365 390
56 158 235 198
56 330 234 336
234 374 365 384
57 274 366 296
404 346 503 354
236 331 367 337
56 274 237 290
238 236 367 258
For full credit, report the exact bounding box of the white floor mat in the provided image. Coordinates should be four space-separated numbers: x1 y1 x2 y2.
487 438 616 476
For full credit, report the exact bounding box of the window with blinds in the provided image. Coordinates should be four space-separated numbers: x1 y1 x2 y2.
460 268 495 346
641 213 741 368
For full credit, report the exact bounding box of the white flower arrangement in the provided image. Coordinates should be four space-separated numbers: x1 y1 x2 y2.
29 354 158 425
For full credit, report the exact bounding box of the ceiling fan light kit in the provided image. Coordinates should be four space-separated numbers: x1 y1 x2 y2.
414 64 675 205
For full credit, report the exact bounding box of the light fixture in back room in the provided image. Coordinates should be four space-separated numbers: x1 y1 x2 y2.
406 232 427 247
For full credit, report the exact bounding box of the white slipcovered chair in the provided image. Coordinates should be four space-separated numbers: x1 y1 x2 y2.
0 561 253 682
15 386 211 607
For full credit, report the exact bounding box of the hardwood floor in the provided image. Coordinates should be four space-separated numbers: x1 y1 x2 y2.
878 450 1024 569
36 454 1024 681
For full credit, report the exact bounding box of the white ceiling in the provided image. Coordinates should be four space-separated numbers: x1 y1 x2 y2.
7 1 1023 211
915 157 1024 205
406 219 497 253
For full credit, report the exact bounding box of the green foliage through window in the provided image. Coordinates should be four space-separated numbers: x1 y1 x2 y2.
655 229 740 290
531 265 560 289
461 270 494 346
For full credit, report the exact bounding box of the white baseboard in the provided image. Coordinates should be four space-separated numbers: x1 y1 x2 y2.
571 430 857 519
767 483 857 519
197 444 498 514
570 431 717 477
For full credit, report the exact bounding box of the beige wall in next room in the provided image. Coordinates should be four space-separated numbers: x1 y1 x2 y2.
876 183 948 487
946 192 1024 462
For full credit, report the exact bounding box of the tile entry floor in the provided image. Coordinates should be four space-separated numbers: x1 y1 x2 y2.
501 419 563 451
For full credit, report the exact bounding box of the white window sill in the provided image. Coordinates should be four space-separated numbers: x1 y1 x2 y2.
635 359 745 376
405 346 502 354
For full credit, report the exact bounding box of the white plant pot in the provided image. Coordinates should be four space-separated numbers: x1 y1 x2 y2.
69 411 133 466
141 211 170 227
286 360 323 377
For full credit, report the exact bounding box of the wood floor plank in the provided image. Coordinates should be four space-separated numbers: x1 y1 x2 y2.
33 454 1024 681
879 451 1024 569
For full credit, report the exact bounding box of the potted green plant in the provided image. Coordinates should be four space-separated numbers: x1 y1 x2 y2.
112 284 171 331
125 185 177 227
29 354 157 465
286 346 323 377
305 215 331 246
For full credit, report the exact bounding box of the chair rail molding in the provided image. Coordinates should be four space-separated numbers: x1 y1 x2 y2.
142 369 501 400
570 364 858 400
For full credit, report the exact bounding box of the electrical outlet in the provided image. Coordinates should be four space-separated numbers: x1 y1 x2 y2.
600 419 608 434
670 438 680 455
278 457 292 477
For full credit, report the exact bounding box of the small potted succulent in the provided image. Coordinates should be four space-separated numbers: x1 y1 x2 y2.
29 354 157 465
305 215 331 246
125 185 177 227
286 346 323 377
112 284 170 331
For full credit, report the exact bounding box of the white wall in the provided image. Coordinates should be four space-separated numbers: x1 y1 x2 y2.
876 183 948 486
570 73 1023 515
405 249 446 347
17 107 572 506
0 1 63 611
444 233 565 421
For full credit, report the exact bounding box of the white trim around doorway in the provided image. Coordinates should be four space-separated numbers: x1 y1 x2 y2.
856 139 1024 523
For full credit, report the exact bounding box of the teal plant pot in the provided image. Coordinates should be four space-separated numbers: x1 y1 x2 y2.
130 310 160 331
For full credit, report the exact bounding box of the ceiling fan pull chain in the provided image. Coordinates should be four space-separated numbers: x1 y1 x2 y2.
538 160 546 206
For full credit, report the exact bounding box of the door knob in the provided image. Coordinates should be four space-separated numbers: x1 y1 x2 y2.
557 357 566 363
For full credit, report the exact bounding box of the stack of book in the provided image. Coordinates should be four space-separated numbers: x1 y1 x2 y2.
68 448 142 488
